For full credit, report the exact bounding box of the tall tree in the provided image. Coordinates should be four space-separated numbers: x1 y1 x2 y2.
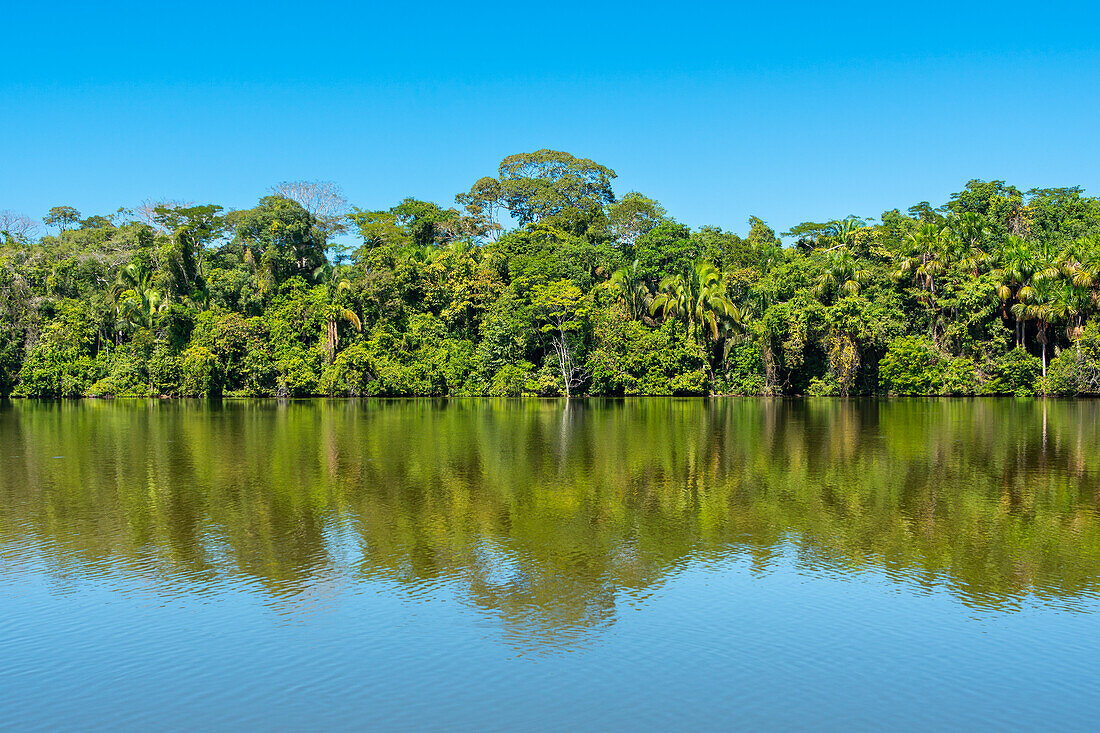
458 150 617 228
43 206 81 235
235 196 327 291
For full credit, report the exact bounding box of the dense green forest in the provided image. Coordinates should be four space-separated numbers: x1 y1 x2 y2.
3 149 1100 398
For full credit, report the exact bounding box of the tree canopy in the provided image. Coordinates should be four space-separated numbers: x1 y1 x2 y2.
5 152 1100 398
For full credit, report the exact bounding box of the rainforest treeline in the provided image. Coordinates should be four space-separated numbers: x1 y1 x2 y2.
3 150 1100 398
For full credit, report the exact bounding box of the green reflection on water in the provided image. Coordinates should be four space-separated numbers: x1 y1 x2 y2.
2 398 1099 630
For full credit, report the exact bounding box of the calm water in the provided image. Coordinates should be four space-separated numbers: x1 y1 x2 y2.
2 399 1100 730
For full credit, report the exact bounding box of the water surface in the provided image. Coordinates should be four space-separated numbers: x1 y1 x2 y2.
2 399 1099 730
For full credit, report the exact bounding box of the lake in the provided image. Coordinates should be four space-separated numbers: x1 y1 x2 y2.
1 398 1099 730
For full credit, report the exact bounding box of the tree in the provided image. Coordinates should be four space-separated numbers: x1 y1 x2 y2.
784 221 833 250
1012 278 1067 378
458 150 617 228
605 260 652 322
390 198 462 248
235 196 327 291
313 263 362 363
270 180 349 243
651 261 739 348
532 279 589 397
349 208 411 261
993 235 1038 347
894 222 950 299
633 221 698 283
0 210 39 243
455 177 505 241
606 193 666 252
43 206 81 235
114 262 168 332
153 204 226 302
814 249 870 302
945 212 990 271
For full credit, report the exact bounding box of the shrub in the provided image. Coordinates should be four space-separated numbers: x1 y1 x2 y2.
180 346 223 397
806 375 840 396
149 343 182 396
1040 323 1100 395
938 356 979 395
720 342 765 395
320 341 375 396
588 312 707 395
15 301 99 397
879 336 941 395
490 363 533 396
87 347 150 397
275 345 321 397
993 348 1042 396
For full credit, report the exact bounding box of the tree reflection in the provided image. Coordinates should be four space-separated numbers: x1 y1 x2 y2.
1 397 1099 633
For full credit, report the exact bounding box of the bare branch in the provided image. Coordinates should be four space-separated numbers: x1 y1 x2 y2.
0 210 39 240
136 199 193 233
270 180 349 237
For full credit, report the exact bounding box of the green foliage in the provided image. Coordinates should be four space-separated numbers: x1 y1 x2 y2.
993 348 1042 396
6 164 1100 399
490 363 534 396
459 149 617 230
234 196 326 291
16 301 99 397
634 222 697 284
180 346 222 397
1041 323 1100 395
588 311 707 395
719 342 765 395
939 356 979 395
149 342 182 396
87 346 150 397
880 336 941 395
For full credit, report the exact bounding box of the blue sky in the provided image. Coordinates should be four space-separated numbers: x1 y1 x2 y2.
3 1 1099 238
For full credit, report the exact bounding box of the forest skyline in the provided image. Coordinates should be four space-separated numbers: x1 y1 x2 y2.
4 150 1100 399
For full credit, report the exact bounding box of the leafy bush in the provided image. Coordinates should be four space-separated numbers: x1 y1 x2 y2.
993 348 1042 396
720 342 765 395
588 314 707 395
490 363 533 396
15 301 99 397
806 375 840 396
938 356 979 395
1040 323 1100 395
149 343 182 396
180 346 223 397
320 341 375 396
87 347 150 397
879 336 941 395
275 345 321 397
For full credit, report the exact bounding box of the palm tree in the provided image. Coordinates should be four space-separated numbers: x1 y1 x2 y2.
606 260 652 322
398 243 441 266
112 262 167 334
313 263 362 363
894 222 950 299
992 235 1037 347
828 217 865 249
651 261 739 346
1012 278 1070 378
1061 234 1100 292
814 249 870 302
944 212 989 273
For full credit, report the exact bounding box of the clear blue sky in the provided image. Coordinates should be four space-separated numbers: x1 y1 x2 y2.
3 1 1099 238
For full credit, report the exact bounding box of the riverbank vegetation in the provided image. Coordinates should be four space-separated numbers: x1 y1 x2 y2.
4 150 1100 397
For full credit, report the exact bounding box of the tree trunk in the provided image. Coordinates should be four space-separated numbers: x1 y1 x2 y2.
325 319 337 363
553 333 572 398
